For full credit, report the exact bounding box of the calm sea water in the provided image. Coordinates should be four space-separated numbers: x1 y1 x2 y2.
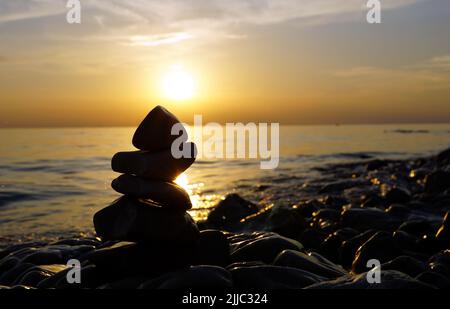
1 124 449 245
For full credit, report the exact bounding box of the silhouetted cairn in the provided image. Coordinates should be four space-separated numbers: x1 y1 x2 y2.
93 106 199 246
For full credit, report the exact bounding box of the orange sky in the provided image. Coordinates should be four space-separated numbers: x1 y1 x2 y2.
1 0 450 127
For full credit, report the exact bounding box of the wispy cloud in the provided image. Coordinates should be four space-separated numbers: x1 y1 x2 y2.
334 54 450 91
0 0 430 75
128 32 193 47
0 0 426 37
0 0 66 24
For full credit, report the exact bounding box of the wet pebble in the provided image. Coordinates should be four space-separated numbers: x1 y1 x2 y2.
230 233 303 264
306 270 434 289
230 265 324 289
273 250 347 279
139 266 232 289
352 231 402 273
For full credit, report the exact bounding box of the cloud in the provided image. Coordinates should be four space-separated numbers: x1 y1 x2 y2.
0 0 429 75
333 54 450 91
0 0 67 23
128 32 193 47
0 0 426 35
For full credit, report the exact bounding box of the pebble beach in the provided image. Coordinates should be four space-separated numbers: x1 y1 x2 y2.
0 107 449 289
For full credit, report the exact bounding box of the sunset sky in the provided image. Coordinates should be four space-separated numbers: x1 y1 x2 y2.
1 0 450 127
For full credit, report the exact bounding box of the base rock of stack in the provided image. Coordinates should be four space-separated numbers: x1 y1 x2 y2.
93 196 199 244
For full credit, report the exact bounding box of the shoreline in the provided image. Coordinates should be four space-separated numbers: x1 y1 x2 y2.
1 146 449 289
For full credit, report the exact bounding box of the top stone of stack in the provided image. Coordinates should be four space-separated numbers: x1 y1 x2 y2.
132 105 187 152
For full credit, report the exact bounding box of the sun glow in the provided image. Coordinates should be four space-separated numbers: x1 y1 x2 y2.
175 173 190 191
162 65 196 100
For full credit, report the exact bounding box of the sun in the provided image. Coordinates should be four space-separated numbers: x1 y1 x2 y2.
162 65 196 101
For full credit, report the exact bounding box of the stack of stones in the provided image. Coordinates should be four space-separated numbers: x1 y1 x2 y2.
92 106 200 273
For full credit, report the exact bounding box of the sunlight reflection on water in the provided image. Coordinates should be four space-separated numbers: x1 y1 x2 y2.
0 124 449 241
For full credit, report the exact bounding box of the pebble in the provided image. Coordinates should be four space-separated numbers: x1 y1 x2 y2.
0 263 35 286
298 228 327 250
111 145 197 181
339 230 377 268
15 269 53 287
207 194 259 230
306 270 434 289
398 220 434 237
93 196 199 243
381 256 425 277
239 205 306 238
230 233 303 264
424 170 450 194
80 241 194 279
352 231 402 273
341 207 399 232
132 105 187 152
273 250 347 279
437 147 450 165
21 249 64 265
392 230 422 252
427 250 450 277
193 230 230 267
383 187 412 204
111 174 192 210
416 271 450 289
139 265 233 289
98 276 150 289
230 265 324 289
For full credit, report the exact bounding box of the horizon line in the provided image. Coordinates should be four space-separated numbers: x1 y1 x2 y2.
1 121 449 129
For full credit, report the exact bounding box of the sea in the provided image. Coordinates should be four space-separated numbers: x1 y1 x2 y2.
1 124 449 246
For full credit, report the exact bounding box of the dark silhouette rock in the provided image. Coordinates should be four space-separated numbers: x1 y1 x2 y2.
207 194 259 230
240 205 306 238
132 105 187 152
398 220 434 237
424 170 450 194
274 250 347 279
427 250 450 277
306 270 433 289
352 231 402 273
294 200 325 218
392 230 421 252
139 265 233 289
385 204 410 217
416 271 450 289
111 145 196 181
111 175 192 210
80 241 194 280
230 233 303 264
298 228 327 250
383 187 411 204
365 159 389 171
317 233 344 264
436 146 450 165
93 196 199 244
230 265 324 289
193 230 230 267
341 207 398 232
381 256 425 277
